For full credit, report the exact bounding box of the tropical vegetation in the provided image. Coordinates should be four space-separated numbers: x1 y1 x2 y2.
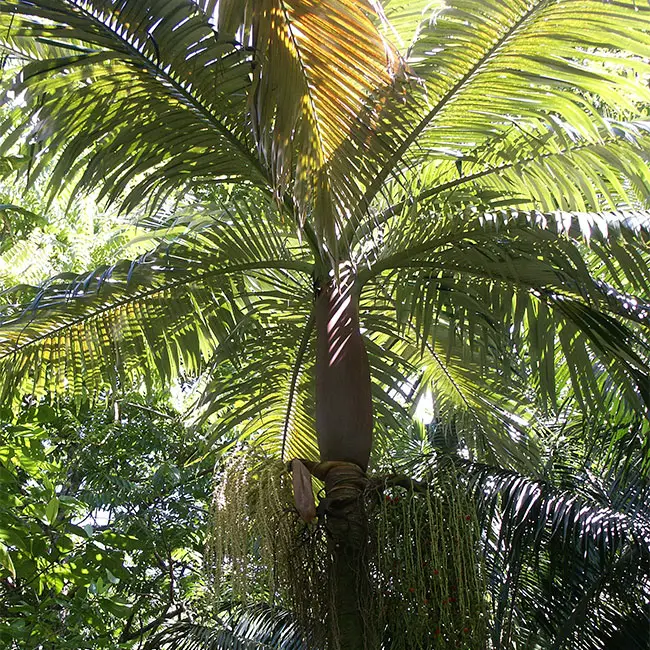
0 0 649 648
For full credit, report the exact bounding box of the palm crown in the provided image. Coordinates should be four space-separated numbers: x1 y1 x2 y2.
0 0 649 468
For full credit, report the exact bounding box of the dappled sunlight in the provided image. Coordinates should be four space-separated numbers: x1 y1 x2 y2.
327 286 354 367
0 1 650 647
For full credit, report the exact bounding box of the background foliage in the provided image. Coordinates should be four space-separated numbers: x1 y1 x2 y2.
0 396 214 648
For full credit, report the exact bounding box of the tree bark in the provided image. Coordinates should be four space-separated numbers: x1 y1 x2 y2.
315 271 374 649
322 462 374 650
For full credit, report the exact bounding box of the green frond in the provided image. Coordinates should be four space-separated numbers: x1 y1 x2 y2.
0 203 313 406
359 208 650 416
196 301 319 463
468 461 649 567
409 118 650 214
362 290 544 472
361 0 650 218
215 0 406 254
462 456 650 649
145 606 308 650
0 0 264 208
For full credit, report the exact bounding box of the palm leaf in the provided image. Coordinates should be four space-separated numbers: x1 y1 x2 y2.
359 208 650 415
215 0 405 253
0 0 264 209
195 293 319 463
145 604 310 650
462 451 650 649
360 0 650 219
399 118 650 217
0 197 312 406
361 286 544 472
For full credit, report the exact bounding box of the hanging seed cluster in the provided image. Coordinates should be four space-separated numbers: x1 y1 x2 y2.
207 452 329 642
368 466 487 649
208 452 487 648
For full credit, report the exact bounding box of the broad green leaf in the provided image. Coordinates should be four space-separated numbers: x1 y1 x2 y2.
45 496 59 525
0 541 15 578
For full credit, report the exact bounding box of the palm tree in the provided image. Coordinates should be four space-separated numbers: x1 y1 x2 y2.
1 0 650 647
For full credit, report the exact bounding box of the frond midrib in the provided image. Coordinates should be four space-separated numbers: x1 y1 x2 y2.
358 0 550 214
278 3 327 165
361 209 650 288
0 259 312 361
365 258 650 326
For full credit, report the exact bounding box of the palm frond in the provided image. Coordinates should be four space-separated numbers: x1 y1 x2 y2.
0 196 312 406
145 605 310 650
359 208 650 416
399 118 650 217
362 288 544 472
360 0 650 217
0 0 264 209
214 0 405 253
462 454 650 649
195 296 319 463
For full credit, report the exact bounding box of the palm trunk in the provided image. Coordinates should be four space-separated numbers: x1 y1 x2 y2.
315 272 374 649
322 462 374 650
